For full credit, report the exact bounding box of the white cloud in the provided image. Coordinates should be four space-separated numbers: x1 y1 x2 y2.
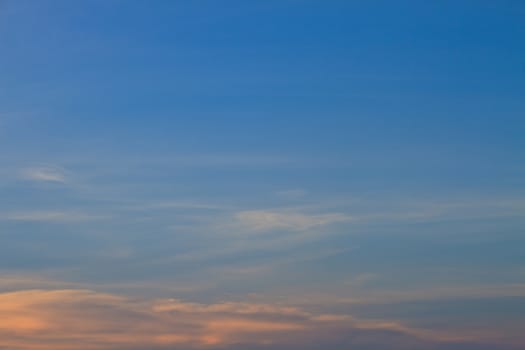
235 210 351 231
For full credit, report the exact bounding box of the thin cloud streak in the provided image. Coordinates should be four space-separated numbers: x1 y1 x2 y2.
235 210 351 232
340 284 525 305
0 211 107 222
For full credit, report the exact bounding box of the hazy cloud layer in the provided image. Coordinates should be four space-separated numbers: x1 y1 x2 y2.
0 289 520 350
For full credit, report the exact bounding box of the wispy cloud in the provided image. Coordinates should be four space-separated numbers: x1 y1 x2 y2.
126 199 230 211
21 166 67 183
235 210 351 231
74 153 295 169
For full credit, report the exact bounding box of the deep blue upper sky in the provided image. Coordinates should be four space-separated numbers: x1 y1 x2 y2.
2 1 524 194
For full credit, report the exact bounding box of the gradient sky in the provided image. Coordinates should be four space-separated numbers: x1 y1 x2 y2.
1 1 524 349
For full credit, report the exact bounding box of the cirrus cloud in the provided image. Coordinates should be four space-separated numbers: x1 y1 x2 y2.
21 166 67 183
235 210 351 232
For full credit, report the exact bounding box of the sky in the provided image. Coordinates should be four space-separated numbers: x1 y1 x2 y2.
0 0 524 349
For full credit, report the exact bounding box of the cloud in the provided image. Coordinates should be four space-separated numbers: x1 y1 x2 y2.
22 167 67 183
0 289 515 350
235 210 351 231
0 274 82 291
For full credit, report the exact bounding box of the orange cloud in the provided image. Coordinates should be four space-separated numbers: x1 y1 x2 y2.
0 289 518 350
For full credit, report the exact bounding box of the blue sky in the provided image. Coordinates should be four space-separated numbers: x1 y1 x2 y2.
0 1 524 349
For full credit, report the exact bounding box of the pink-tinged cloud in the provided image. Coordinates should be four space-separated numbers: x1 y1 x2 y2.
0 289 520 350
